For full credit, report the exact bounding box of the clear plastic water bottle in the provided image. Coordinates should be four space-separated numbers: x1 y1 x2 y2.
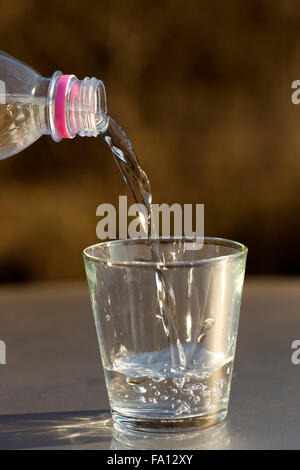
0 50 108 160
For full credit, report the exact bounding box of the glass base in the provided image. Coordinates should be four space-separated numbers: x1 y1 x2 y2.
112 408 228 449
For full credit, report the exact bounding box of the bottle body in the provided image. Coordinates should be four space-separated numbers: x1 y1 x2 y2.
0 51 49 159
0 51 107 160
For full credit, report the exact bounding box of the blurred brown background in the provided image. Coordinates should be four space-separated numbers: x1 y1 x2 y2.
1 0 300 282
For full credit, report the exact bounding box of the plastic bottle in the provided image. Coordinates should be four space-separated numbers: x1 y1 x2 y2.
0 50 108 160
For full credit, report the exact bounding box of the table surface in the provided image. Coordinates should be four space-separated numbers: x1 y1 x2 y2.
0 277 299 450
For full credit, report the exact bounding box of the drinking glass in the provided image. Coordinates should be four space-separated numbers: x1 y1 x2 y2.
83 237 247 436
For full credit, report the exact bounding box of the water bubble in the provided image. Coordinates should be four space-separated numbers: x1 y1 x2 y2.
197 332 206 343
175 402 190 416
126 377 146 386
115 344 127 359
152 376 164 383
173 377 185 388
203 318 215 330
139 396 146 403
106 315 111 322
193 383 205 391
161 395 168 401
149 398 157 404
154 391 160 396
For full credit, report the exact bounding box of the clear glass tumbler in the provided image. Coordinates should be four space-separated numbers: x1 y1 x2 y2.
83 237 247 436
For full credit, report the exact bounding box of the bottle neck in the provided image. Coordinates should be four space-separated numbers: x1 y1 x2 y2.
46 72 108 141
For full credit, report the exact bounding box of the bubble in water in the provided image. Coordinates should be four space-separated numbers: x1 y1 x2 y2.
193 383 205 392
106 315 111 322
175 402 190 416
197 332 206 343
149 398 157 404
203 318 215 330
115 344 127 359
139 396 146 403
154 391 160 396
126 377 146 386
172 377 185 388
182 386 193 395
161 395 168 401
152 376 164 383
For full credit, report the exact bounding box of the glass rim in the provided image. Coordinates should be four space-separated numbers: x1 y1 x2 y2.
83 237 248 268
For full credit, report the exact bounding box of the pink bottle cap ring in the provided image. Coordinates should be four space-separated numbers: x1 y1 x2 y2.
54 74 78 139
